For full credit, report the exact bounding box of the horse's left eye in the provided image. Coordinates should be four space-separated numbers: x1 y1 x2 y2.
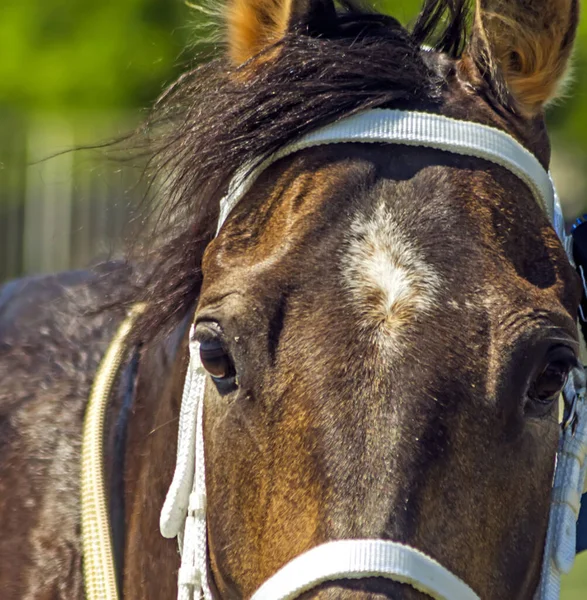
199 340 235 382
526 347 576 412
529 363 569 402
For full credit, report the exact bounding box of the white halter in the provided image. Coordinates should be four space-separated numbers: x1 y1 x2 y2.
160 109 587 600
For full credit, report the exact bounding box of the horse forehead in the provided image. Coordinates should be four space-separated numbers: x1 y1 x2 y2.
207 148 568 312
342 201 441 343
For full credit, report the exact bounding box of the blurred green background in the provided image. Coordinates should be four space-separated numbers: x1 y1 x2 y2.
0 0 585 593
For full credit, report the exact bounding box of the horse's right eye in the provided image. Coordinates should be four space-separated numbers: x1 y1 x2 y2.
199 340 235 382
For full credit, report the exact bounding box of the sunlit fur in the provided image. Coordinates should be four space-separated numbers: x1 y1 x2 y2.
227 0 292 63
472 0 579 115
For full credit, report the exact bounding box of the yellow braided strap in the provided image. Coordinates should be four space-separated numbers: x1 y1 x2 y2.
81 304 146 600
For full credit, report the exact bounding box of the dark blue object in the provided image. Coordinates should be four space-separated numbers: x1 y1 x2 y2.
578 493 587 554
572 214 587 270
569 220 587 554
572 217 587 333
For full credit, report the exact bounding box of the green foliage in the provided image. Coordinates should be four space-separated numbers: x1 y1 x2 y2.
562 552 587 600
0 0 190 109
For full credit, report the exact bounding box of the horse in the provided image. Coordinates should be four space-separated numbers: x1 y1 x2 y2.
1 0 587 598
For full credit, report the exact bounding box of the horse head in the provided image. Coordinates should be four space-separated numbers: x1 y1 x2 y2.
149 0 583 598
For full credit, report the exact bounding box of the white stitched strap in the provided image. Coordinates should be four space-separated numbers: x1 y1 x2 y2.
194 362 214 600
218 109 556 233
249 540 480 600
161 339 214 600
160 332 206 539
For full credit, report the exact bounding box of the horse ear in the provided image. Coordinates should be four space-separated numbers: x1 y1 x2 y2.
469 0 579 116
226 0 336 65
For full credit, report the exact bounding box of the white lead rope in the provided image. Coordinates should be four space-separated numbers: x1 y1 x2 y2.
159 108 587 600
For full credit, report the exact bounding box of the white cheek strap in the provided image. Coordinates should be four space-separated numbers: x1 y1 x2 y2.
159 109 587 600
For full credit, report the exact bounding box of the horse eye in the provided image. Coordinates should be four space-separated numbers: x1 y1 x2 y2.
528 363 569 403
199 340 235 382
527 348 575 411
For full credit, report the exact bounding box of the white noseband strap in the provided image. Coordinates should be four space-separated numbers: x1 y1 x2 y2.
250 540 479 600
161 109 586 600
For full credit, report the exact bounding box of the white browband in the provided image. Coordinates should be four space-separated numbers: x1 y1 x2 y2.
220 110 559 232
160 109 587 600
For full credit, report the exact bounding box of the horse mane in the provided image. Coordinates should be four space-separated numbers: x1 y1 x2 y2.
124 0 471 340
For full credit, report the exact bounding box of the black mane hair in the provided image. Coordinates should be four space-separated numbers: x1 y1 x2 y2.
126 0 471 340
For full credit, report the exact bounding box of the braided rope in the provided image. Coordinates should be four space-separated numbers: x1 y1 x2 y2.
81 303 146 600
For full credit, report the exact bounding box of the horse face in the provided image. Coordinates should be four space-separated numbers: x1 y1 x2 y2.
195 143 580 598
189 0 581 598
